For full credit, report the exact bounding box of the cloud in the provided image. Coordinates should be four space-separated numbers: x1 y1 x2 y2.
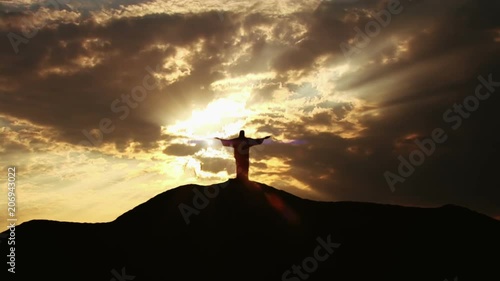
197 156 234 173
0 11 243 150
163 143 202 156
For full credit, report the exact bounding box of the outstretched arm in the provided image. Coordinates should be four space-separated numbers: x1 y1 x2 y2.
250 136 271 145
215 137 232 147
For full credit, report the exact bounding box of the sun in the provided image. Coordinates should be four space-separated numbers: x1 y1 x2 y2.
165 92 253 140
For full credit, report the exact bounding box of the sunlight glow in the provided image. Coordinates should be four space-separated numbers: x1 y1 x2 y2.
165 92 253 139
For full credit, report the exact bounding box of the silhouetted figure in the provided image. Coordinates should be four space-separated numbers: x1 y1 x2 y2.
216 130 271 181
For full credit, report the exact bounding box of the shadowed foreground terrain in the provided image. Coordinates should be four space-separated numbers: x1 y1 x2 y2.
2 179 499 281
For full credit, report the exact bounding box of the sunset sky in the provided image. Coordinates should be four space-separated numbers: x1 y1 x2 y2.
1 0 499 229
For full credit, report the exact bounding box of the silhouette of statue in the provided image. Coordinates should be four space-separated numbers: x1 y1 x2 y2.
216 130 271 181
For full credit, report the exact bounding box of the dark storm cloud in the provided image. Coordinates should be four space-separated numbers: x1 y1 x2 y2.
271 0 490 73
243 0 500 218
333 0 500 215
0 11 239 150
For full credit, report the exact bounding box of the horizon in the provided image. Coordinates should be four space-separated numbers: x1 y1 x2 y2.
2 177 499 232
1 0 500 231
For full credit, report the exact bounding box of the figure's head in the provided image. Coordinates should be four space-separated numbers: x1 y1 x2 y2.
239 130 245 138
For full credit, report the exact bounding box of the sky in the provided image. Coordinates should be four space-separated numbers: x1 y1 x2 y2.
0 0 499 229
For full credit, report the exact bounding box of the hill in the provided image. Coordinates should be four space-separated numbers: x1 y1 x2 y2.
1 179 499 280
